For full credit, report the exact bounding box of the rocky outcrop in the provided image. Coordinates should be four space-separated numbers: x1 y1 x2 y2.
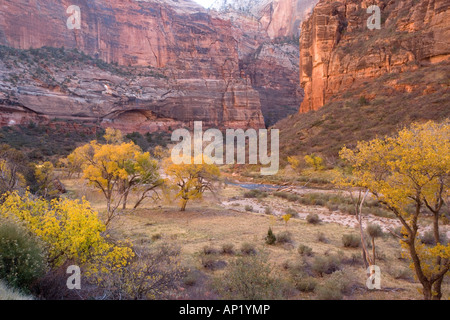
299 0 450 112
0 0 265 132
210 0 317 126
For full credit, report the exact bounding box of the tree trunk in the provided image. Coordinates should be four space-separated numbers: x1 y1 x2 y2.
408 236 433 300
423 283 433 300
432 277 443 300
180 199 188 211
122 190 129 210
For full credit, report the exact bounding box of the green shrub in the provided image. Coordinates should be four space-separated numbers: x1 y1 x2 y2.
420 231 447 245
244 205 253 212
243 189 268 199
0 280 33 300
287 194 300 202
221 243 235 255
202 245 218 255
366 224 384 238
265 228 277 245
285 207 298 218
311 255 341 277
316 232 328 243
306 213 321 224
151 233 162 242
200 255 225 271
276 231 293 244
316 284 343 300
390 267 413 281
0 219 46 291
183 271 200 287
292 274 317 293
298 244 313 256
342 234 361 248
215 255 282 300
264 207 273 215
316 270 352 300
240 243 257 256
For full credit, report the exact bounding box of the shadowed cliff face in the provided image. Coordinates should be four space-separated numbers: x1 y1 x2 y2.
0 0 266 132
299 0 450 113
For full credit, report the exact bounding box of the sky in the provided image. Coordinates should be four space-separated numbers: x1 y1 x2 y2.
192 0 216 8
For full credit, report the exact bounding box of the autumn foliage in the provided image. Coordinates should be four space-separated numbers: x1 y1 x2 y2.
340 120 450 300
0 192 133 279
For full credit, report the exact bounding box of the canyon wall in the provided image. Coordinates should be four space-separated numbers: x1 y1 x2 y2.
0 0 265 132
298 0 450 112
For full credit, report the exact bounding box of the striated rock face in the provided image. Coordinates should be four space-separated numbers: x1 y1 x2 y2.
299 0 450 113
210 0 318 126
0 0 265 132
211 0 318 38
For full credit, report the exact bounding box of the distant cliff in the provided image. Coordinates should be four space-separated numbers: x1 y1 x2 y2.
0 0 265 132
210 0 318 125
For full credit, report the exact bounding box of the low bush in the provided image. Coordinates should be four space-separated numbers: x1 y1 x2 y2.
200 254 227 271
214 255 283 300
240 243 257 256
316 271 352 300
243 189 268 199
342 234 360 248
221 243 235 255
265 228 277 245
316 232 328 243
390 267 413 281
183 271 200 287
366 224 384 239
292 273 317 293
244 205 253 212
311 255 341 277
0 280 33 300
202 245 218 255
420 231 448 245
306 213 321 224
276 231 293 244
285 208 299 218
151 233 162 242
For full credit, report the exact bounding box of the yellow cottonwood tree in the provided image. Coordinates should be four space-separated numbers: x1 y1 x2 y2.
340 120 450 300
34 161 59 199
164 157 220 211
68 138 161 225
0 192 133 276
304 154 325 171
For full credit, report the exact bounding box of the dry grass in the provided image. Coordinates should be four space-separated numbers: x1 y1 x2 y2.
60 177 450 300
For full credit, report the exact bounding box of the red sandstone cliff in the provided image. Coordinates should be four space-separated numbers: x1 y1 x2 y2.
210 0 318 126
0 0 265 132
298 0 450 113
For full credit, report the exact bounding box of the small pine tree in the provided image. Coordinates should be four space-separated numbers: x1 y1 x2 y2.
265 227 276 245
